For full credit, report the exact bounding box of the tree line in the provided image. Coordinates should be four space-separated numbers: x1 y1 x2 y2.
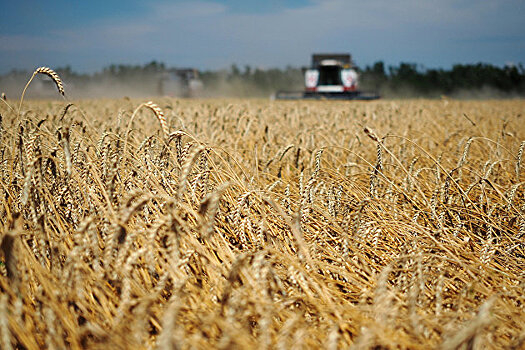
360 61 525 97
1 60 524 98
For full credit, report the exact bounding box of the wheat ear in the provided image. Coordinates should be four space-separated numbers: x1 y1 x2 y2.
123 101 169 157
145 101 169 137
34 67 65 95
19 67 65 113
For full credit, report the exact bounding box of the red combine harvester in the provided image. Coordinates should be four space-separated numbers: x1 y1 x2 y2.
275 53 380 100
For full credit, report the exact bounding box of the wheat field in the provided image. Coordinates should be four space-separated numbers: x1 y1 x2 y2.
0 73 524 349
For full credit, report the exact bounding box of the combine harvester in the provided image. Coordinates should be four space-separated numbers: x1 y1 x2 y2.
158 68 203 97
275 53 380 100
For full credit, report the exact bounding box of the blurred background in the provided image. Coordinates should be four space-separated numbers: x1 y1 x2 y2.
1 0 524 99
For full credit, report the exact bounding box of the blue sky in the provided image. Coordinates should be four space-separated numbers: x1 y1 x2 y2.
1 0 524 73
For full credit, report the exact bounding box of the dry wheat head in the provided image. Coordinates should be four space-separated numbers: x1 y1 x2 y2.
35 67 65 96
145 101 169 137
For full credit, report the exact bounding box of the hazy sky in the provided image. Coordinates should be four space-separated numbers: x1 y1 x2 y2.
1 0 524 73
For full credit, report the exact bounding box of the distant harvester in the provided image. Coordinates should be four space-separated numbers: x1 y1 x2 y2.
158 68 203 97
276 53 380 100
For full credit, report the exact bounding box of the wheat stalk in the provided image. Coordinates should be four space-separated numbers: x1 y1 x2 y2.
441 297 495 350
516 140 524 181
0 295 12 350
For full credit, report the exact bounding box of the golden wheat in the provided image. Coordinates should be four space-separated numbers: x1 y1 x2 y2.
34 67 65 96
18 66 65 114
144 100 169 137
0 84 523 349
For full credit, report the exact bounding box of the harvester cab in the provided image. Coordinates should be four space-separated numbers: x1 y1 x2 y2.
276 53 379 100
304 54 359 97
